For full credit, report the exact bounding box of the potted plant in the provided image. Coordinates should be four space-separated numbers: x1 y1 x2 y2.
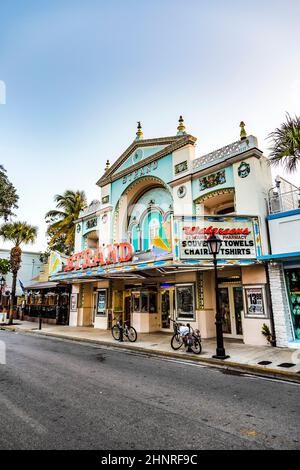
261 323 276 346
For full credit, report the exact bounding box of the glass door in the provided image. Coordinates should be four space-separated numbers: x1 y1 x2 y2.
92 292 97 325
218 287 232 334
233 286 243 336
161 288 175 330
218 284 244 337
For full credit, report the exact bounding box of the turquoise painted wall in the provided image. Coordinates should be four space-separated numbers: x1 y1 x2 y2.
115 145 166 174
111 153 173 209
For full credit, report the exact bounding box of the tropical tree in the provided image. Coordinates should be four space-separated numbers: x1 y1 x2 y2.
0 222 37 324
45 190 87 255
268 113 300 172
0 258 10 275
0 165 19 220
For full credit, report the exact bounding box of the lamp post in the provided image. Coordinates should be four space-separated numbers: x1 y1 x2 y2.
0 276 5 308
207 234 229 360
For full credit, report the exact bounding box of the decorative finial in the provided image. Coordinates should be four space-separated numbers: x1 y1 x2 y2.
105 159 110 172
177 115 186 135
136 121 143 140
240 121 247 140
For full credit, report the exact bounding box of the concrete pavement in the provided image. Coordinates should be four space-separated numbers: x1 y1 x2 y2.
1 321 300 381
0 329 299 450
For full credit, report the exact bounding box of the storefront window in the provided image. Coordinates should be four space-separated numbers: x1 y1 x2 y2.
132 293 140 312
175 284 195 320
140 292 148 312
149 292 157 313
131 290 157 313
285 269 300 340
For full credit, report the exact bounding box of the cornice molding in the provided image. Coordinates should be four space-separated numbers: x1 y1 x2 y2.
168 148 263 186
97 134 197 187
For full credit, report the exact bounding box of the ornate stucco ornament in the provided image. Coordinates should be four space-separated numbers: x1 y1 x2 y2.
136 121 143 140
177 115 186 135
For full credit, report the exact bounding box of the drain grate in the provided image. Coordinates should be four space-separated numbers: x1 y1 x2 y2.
257 361 272 365
277 362 296 368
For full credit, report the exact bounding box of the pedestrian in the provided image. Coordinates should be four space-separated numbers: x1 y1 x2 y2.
21 299 26 321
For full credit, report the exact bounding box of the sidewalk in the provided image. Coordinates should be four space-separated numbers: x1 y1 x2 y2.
1 321 300 381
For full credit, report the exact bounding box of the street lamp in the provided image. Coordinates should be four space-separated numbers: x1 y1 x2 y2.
207 234 229 360
0 276 5 308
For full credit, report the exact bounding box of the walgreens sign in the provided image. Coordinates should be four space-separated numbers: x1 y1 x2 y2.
175 216 259 260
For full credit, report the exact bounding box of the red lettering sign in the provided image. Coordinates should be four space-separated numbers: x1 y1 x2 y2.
182 226 250 236
63 242 133 272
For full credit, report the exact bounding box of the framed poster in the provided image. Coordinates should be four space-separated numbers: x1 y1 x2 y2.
70 293 78 312
97 289 107 316
175 283 195 320
244 285 268 318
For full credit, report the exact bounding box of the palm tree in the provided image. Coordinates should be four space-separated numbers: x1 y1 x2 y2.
268 113 300 172
0 222 37 324
45 190 87 254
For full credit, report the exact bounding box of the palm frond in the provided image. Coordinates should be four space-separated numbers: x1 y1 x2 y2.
267 113 300 173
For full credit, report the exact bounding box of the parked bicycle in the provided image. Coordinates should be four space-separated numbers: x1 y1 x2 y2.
111 319 137 342
170 318 202 354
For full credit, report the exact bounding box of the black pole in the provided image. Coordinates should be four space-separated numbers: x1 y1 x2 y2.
119 319 123 342
39 314 42 330
212 255 229 360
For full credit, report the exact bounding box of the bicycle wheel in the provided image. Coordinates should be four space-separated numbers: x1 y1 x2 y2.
171 333 184 350
111 325 120 341
127 326 137 342
190 336 202 354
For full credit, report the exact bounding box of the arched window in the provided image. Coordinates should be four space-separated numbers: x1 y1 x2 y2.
83 230 99 250
130 224 140 252
149 218 160 248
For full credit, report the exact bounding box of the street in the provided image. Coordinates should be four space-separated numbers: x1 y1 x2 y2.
0 330 299 450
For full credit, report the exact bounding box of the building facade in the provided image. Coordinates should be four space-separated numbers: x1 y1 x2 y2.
50 119 274 346
260 177 300 349
0 248 43 297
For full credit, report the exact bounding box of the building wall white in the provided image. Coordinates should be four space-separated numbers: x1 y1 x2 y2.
233 156 272 255
268 262 294 347
0 249 43 296
268 213 300 255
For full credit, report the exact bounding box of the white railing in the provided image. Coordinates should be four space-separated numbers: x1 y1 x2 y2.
192 135 258 171
268 189 300 214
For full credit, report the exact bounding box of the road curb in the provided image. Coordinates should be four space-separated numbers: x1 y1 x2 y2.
2 325 300 383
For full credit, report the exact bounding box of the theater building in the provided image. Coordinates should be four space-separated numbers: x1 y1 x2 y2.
50 118 274 346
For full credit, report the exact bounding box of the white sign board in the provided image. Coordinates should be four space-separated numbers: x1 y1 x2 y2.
174 216 258 260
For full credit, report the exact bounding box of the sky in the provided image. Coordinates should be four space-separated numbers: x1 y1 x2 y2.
0 0 300 251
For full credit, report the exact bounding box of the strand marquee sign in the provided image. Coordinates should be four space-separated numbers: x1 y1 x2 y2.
64 243 133 271
57 216 261 278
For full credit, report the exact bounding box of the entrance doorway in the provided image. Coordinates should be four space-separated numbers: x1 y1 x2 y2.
124 295 131 323
161 287 175 330
218 283 244 338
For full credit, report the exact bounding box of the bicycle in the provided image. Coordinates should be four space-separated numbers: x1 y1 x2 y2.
170 318 202 354
111 319 137 342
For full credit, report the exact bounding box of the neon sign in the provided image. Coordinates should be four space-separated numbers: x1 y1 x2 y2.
64 243 133 272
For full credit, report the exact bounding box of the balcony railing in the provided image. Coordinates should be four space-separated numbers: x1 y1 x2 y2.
192 135 258 172
268 189 300 214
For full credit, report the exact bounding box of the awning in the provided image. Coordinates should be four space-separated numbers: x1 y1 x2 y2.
258 252 300 261
24 281 60 290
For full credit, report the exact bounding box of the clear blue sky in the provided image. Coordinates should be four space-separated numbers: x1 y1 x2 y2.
0 0 299 250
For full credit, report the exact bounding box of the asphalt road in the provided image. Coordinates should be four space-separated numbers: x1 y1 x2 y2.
0 329 299 450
